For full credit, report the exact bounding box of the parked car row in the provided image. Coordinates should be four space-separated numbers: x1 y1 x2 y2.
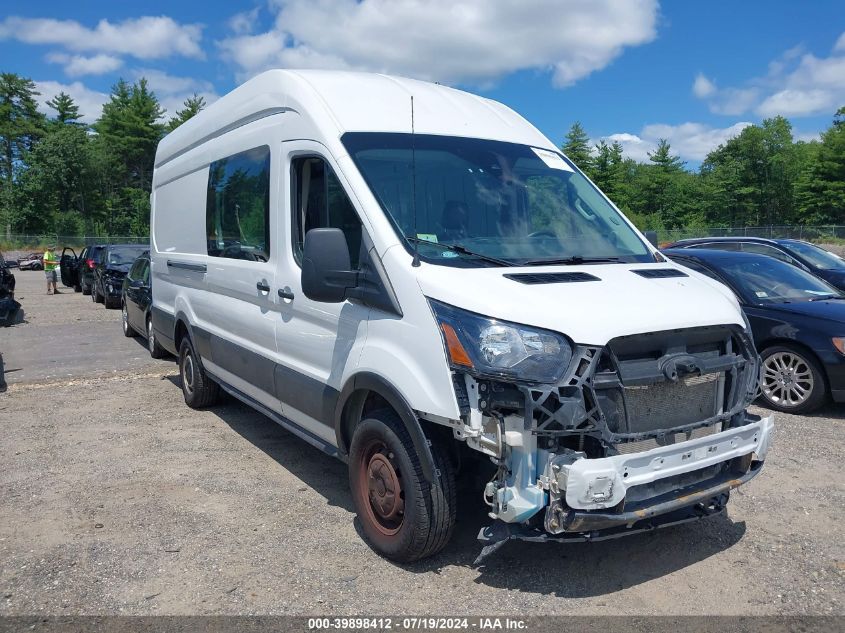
663 238 845 414
57 243 161 355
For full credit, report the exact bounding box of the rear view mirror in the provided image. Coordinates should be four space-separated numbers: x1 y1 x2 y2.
644 230 659 247
301 228 358 303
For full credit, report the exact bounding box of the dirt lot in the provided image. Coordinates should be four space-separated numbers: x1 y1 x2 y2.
0 269 843 616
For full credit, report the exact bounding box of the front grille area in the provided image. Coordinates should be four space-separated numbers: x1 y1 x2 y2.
615 421 723 455
624 372 721 433
522 324 757 456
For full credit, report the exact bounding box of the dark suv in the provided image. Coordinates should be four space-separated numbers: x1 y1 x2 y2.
121 251 166 358
59 245 105 294
92 244 149 309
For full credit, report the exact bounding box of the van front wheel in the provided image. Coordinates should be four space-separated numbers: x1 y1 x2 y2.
178 337 219 408
349 410 455 563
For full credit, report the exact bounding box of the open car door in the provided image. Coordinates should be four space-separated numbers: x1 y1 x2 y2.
59 247 79 289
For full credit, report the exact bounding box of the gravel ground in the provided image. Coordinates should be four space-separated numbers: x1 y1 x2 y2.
0 270 843 616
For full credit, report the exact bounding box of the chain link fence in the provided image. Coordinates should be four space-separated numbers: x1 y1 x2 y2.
4 225 845 252
1 235 150 251
658 225 845 244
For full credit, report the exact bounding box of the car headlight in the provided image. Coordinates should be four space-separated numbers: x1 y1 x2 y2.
429 299 572 383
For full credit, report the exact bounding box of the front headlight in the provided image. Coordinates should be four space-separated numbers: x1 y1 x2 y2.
429 299 572 383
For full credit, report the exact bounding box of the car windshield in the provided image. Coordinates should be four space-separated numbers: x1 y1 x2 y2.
342 133 651 267
783 241 845 270
714 257 841 304
107 246 147 268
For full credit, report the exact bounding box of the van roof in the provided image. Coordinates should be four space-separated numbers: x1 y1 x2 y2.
155 69 555 168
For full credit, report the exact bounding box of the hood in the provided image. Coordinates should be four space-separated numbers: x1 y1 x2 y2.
413 260 744 345
757 298 845 326
104 266 129 276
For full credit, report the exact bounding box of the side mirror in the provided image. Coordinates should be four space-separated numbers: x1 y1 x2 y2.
644 230 659 247
301 228 358 303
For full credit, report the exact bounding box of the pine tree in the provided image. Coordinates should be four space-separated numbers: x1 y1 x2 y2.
46 92 82 125
795 107 845 224
166 94 206 132
0 73 46 231
562 122 593 174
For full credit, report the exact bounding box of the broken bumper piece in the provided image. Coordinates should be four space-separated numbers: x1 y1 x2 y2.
561 413 774 512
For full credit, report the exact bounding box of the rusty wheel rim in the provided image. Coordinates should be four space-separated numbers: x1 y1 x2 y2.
358 439 405 536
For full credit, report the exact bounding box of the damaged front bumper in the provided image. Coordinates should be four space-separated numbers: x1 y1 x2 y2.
549 412 774 527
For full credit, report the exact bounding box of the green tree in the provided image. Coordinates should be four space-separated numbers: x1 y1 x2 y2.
166 93 206 132
795 107 845 224
561 122 593 173
46 92 82 125
0 73 46 233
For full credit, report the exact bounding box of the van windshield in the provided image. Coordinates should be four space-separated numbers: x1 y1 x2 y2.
342 133 651 267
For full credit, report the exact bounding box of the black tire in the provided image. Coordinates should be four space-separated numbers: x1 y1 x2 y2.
348 409 456 563
121 301 136 337
81 280 91 295
178 337 219 408
147 314 167 359
759 344 827 414
92 282 103 304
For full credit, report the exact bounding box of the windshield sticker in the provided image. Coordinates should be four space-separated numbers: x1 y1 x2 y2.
416 233 438 243
531 147 574 171
756 291 768 297
441 251 459 258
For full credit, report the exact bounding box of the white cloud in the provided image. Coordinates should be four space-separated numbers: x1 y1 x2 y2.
46 53 123 77
599 122 752 163
34 81 109 123
757 89 836 118
219 0 659 86
0 15 204 60
228 8 260 35
693 31 845 118
692 73 715 98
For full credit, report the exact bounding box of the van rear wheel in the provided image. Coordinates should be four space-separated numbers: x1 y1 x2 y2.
178 337 219 408
349 409 455 563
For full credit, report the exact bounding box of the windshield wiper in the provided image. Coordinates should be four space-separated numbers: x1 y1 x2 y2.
809 294 845 301
520 256 621 266
405 237 515 267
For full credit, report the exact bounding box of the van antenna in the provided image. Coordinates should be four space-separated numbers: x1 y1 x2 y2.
410 95 420 267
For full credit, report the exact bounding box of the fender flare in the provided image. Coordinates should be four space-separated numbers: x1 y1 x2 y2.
334 371 437 483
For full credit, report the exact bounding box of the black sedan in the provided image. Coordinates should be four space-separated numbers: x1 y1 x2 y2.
121 251 166 358
92 244 148 309
664 248 845 414
665 236 845 291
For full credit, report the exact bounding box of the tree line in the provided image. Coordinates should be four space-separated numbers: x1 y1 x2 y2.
562 110 845 232
0 72 204 239
0 69 843 239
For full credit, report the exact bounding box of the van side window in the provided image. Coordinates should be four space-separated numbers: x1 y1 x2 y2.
292 156 362 268
206 146 271 262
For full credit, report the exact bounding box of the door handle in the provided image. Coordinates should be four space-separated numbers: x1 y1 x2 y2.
278 288 295 300
256 281 270 293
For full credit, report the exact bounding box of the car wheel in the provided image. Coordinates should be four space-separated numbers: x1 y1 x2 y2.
348 409 456 563
93 282 103 304
147 315 167 359
760 344 827 414
178 336 219 408
122 301 135 337
81 280 90 295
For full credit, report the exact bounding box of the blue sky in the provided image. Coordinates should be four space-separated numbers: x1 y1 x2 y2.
2 1 844 167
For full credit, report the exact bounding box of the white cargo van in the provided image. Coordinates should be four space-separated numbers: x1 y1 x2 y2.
151 70 774 562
